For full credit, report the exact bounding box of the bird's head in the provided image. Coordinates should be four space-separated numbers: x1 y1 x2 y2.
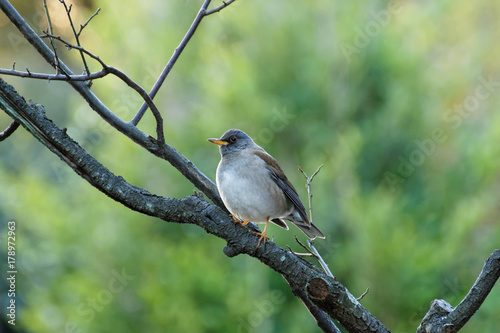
208 129 255 157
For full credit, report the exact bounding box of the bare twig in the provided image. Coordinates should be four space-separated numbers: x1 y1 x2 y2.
299 164 323 222
42 0 64 76
78 7 100 37
107 66 165 143
308 240 334 278
39 34 106 66
0 120 20 141
205 0 237 15
295 166 333 277
131 0 238 125
287 244 314 257
294 235 315 255
291 236 333 278
0 68 107 81
59 0 91 76
356 288 370 301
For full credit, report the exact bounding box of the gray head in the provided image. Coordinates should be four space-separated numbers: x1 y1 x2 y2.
208 129 256 157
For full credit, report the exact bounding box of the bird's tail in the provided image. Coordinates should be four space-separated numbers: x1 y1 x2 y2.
293 221 325 239
285 211 326 239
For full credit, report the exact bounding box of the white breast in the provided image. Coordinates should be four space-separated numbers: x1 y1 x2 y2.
216 154 292 223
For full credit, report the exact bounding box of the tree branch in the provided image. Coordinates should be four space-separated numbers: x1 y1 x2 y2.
0 0 223 209
0 63 166 144
39 33 107 67
0 68 108 81
0 77 388 333
307 277 391 333
10 31 166 144
41 0 64 76
0 119 19 141
77 7 100 37
417 249 500 333
282 273 342 333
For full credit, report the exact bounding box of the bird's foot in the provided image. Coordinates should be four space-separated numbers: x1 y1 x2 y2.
254 218 271 248
253 230 269 248
232 215 249 227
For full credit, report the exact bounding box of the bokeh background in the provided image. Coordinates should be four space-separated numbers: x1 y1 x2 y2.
1 0 499 332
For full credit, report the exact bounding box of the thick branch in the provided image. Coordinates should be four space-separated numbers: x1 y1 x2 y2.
307 277 391 333
281 273 342 333
0 77 388 333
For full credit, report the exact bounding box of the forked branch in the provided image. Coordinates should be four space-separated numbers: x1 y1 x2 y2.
59 0 91 76
33 33 165 143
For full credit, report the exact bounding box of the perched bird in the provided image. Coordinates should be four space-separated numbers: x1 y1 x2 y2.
208 129 325 247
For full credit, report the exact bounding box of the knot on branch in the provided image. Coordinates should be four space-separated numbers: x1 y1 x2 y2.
307 277 329 299
223 244 240 257
417 299 454 333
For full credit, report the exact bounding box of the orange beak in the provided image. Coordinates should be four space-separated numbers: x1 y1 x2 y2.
208 138 229 146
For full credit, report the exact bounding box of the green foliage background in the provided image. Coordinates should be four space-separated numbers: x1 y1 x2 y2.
1 0 499 332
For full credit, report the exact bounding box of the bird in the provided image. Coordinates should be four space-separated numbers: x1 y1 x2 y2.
208 129 325 247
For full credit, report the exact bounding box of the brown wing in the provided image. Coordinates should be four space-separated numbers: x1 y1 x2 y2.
253 150 310 225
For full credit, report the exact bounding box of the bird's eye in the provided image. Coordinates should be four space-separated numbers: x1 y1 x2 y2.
229 136 237 142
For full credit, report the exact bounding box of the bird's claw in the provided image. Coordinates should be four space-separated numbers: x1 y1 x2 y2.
253 231 269 248
232 215 249 227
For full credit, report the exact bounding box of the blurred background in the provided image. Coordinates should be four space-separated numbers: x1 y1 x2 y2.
1 0 499 332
